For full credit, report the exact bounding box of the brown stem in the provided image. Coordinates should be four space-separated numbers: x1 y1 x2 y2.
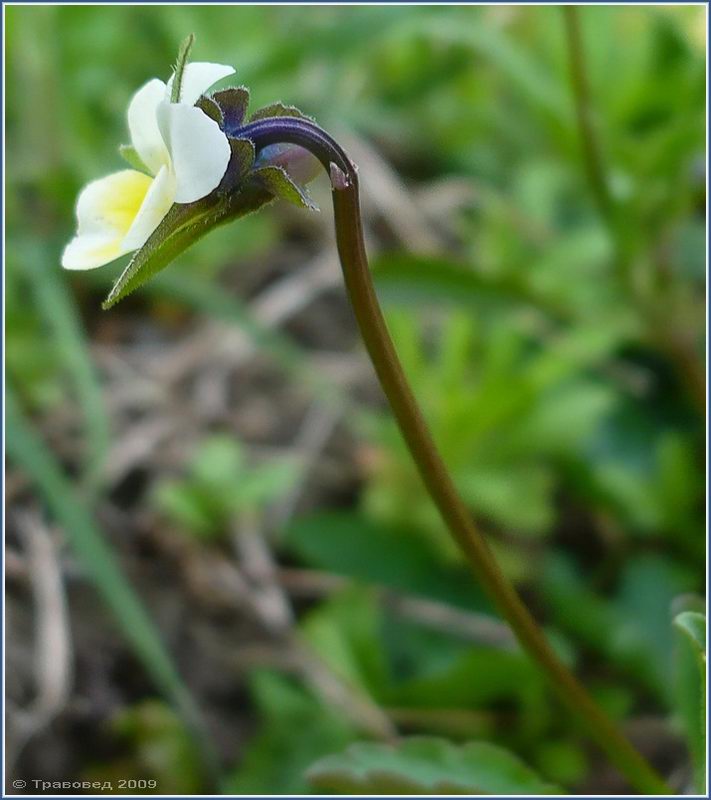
329 170 671 795
239 115 672 794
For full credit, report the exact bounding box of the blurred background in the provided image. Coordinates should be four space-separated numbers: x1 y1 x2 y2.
5 4 706 795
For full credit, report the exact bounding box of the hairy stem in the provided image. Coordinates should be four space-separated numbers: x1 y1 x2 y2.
171 33 195 104
243 116 672 795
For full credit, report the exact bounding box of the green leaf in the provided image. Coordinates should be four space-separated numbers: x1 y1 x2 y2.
102 199 222 308
190 436 246 486
153 482 220 539
102 179 274 309
372 253 549 314
306 737 561 794
674 610 706 792
284 511 489 611
616 555 698 698
249 101 313 122
119 144 150 173
540 553 697 700
533 739 588 787
224 671 356 794
153 435 299 538
234 461 298 510
301 587 389 697
387 647 547 733
675 611 706 657
253 164 318 210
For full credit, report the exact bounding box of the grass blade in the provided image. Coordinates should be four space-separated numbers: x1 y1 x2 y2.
5 384 221 785
17 240 110 494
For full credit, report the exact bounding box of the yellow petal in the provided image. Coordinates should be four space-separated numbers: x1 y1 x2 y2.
62 170 153 270
121 165 176 250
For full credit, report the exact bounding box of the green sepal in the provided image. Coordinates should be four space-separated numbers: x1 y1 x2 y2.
249 101 313 123
220 138 255 193
171 33 195 104
211 87 250 131
102 182 275 310
103 199 219 309
119 144 150 173
195 95 223 126
253 165 318 211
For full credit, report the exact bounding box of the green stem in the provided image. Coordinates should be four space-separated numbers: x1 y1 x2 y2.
327 168 672 795
562 6 614 226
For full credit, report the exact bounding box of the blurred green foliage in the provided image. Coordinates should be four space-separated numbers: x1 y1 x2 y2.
224 671 357 795
6 4 705 795
306 736 562 794
153 436 298 539
674 609 707 793
83 700 205 795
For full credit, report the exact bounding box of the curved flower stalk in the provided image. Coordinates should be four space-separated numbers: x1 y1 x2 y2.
63 41 673 796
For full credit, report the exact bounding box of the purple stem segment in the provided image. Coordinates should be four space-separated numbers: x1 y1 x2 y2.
235 117 353 179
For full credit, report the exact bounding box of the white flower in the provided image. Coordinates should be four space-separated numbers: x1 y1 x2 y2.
62 62 234 271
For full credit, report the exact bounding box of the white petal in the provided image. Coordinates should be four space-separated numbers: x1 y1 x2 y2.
157 101 231 204
167 62 235 107
62 170 153 270
127 78 170 174
121 165 177 250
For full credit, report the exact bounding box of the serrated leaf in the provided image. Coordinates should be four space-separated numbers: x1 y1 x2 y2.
212 86 250 133
102 199 219 309
119 144 150 173
306 737 560 795
253 165 317 210
102 181 275 309
250 101 313 122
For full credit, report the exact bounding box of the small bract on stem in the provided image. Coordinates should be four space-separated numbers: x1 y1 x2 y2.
63 37 673 796
171 33 195 104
